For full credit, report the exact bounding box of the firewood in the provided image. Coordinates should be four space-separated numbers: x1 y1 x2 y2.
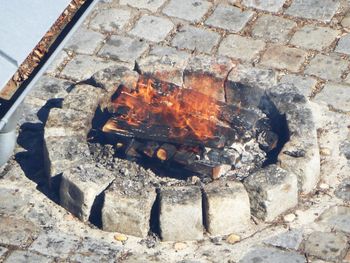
185 160 232 180
156 144 177 161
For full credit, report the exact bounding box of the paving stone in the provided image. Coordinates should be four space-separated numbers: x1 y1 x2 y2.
0 187 29 215
28 75 71 102
279 74 317 97
239 246 306 263
89 8 132 32
304 231 348 262
218 34 265 62
335 33 350 55
98 35 149 63
159 186 203 241
313 82 350 112
60 164 114 221
340 140 350 160
203 180 250 236
45 50 70 75
0 216 39 247
130 15 174 42
318 206 350 234
65 28 104 55
102 179 157 237
305 54 349 81
138 46 191 86
243 164 298 221
29 231 80 258
172 25 220 54
205 4 254 33
4 250 51 263
163 0 211 22
285 0 340 22
60 55 117 82
251 15 296 43
120 0 166 12
71 237 122 263
290 25 339 51
260 45 307 72
184 55 234 101
346 74 350 84
242 0 285 12
0 247 8 258
264 229 303 250
335 178 350 202
341 12 350 28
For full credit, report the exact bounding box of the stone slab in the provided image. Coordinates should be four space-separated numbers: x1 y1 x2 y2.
102 179 157 237
205 4 254 33
279 74 317 97
163 0 211 22
60 164 114 221
159 186 203 241
317 206 350 234
98 35 149 63
304 231 348 262
285 0 340 22
264 229 303 250
313 82 350 112
4 251 51 263
260 45 307 72
239 246 306 263
120 0 166 12
0 247 7 258
242 0 285 12
45 50 70 76
251 15 296 43
218 34 265 62
243 164 298 221
130 15 174 42
89 8 132 32
305 54 349 81
335 33 350 55
203 180 250 236
65 27 105 55
290 25 339 51
171 25 221 54
342 12 350 28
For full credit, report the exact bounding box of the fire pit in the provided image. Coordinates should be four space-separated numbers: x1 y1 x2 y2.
43 56 320 241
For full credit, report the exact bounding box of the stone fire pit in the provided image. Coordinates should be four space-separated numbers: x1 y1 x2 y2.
43 56 320 241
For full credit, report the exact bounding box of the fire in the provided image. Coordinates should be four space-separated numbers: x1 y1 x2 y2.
109 75 220 140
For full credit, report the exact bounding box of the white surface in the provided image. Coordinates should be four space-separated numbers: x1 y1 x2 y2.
0 0 70 91
0 56 17 90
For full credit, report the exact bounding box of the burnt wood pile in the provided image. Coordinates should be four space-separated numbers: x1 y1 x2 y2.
98 74 278 180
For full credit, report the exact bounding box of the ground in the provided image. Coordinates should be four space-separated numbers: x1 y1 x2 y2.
1 0 350 262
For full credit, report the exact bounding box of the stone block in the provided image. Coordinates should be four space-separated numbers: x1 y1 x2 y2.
305 54 349 81
260 45 307 72
290 25 339 51
279 74 317 97
184 55 234 101
243 165 298 221
285 0 340 22
335 33 350 55
264 229 303 250
60 55 117 82
317 206 350 234
137 46 190 86
218 34 265 62
313 82 350 112
163 0 211 22
98 35 149 63
45 50 70 75
29 231 80 258
303 231 348 262
159 186 203 241
203 180 250 236
0 216 39 247
120 0 166 12
44 135 90 178
242 0 285 12
65 27 105 55
239 246 306 263
205 4 254 33
130 15 174 42
251 15 296 43
0 247 7 258
335 178 350 202
60 164 114 221
4 251 51 263
171 25 220 54
89 8 132 32
341 12 350 28
102 179 157 237
44 108 91 137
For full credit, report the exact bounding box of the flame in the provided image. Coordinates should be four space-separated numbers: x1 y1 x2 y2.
109 75 220 140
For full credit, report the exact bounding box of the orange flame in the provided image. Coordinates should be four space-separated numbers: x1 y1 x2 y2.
110 76 220 140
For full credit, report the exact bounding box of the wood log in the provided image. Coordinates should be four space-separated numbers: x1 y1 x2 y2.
138 141 160 158
156 143 177 161
184 160 232 180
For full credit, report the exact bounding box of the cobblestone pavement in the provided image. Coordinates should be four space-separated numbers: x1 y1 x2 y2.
1 0 350 262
